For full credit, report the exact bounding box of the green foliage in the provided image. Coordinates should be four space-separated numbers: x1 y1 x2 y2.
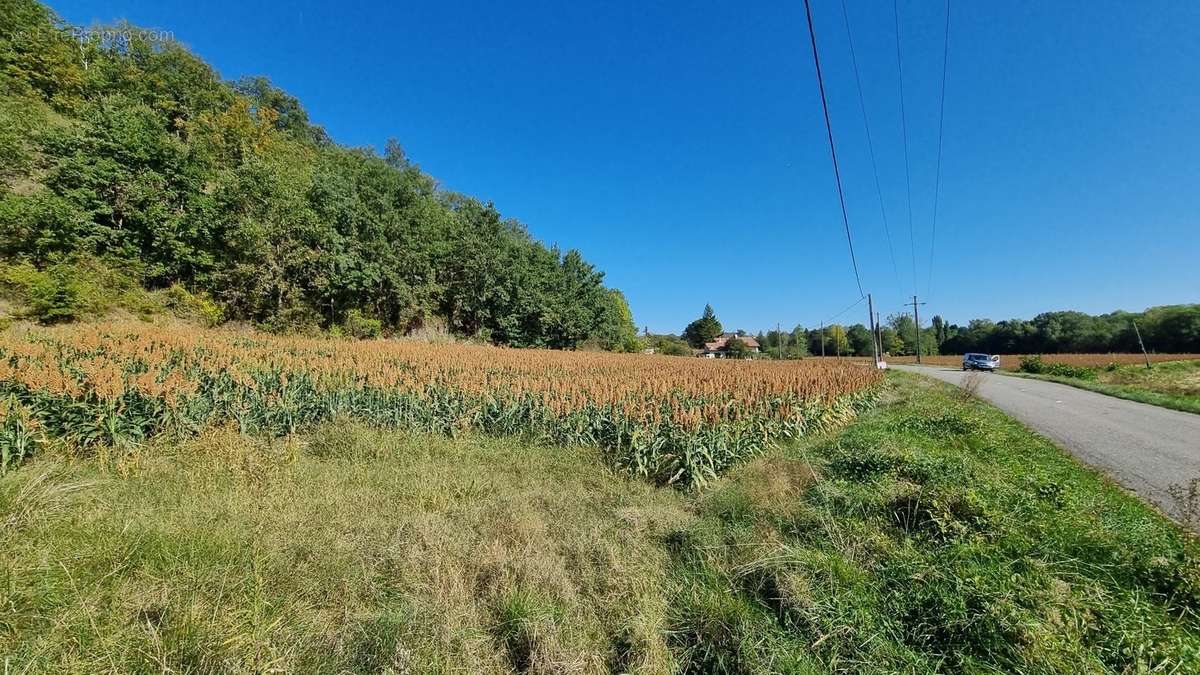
342 308 382 339
164 284 223 326
645 333 692 356
593 289 640 352
0 0 629 349
845 323 873 356
826 325 850 356
683 304 722 349
0 0 86 110
667 374 1200 672
0 395 42 474
939 305 1200 355
723 337 750 359
1018 359 1200 415
0 95 51 178
1019 355 1096 379
884 313 937 356
3 259 91 323
0 256 144 323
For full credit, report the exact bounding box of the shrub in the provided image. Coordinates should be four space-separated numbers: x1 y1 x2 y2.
261 304 323 335
0 257 145 324
2 261 90 324
164 284 224 327
1019 355 1096 380
1018 355 1046 374
343 309 383 339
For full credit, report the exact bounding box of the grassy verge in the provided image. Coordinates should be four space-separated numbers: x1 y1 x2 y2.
3 373 1198 672
1 429 692 672
1006 360 1200 415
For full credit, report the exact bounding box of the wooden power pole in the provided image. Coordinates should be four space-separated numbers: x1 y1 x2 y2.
908 295 927 364
867 293 879 367
876 311 883 358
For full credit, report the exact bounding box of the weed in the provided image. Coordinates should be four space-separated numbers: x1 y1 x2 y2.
961 370 985 398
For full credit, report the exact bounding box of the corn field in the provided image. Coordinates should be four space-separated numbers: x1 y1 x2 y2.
0 325 882 486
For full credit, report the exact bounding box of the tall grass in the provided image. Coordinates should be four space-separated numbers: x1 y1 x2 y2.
0 429 690 673
665 373 1200 672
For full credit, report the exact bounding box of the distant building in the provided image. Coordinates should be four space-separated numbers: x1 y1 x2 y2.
699 333 760 358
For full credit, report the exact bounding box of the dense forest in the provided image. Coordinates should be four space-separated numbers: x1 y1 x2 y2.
0 0 638 350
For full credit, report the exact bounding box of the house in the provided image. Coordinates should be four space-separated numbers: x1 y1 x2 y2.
699 333 760 358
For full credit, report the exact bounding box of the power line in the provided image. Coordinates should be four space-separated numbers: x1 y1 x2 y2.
926 0 951 299
802 0 864 297
820 295 866 327
840 0 902 294
893 0 917 295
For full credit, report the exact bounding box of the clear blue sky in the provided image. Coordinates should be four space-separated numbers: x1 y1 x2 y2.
49 0 1200 334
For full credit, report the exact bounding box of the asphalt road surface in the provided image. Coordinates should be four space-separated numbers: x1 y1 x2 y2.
893 365 1200 522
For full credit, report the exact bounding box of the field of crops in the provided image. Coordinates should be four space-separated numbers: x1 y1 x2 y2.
0 325 882 485
886 353 1200 371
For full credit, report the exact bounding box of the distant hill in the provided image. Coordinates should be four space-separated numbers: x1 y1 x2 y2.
0 0 637 350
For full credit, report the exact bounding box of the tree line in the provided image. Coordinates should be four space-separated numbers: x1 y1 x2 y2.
651 304 1200 359
0 0 638 350
801 305 1200 358
933 305 1200 355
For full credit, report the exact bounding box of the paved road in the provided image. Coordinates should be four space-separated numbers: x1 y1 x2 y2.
893 365 1200 521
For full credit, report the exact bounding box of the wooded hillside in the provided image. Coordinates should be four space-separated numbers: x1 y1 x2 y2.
0 0 638 350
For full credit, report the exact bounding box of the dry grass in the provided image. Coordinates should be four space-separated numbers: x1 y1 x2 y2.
0 427 692 673
960 371 986 399
727 456 815 518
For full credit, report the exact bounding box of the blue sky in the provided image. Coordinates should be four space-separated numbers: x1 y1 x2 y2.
49 0 1200 333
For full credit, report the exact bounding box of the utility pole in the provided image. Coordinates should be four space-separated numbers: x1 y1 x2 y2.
1132 320 1152 370
867 293 879 367
820 322 826 357
876 311 884 358
908 295 927 364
